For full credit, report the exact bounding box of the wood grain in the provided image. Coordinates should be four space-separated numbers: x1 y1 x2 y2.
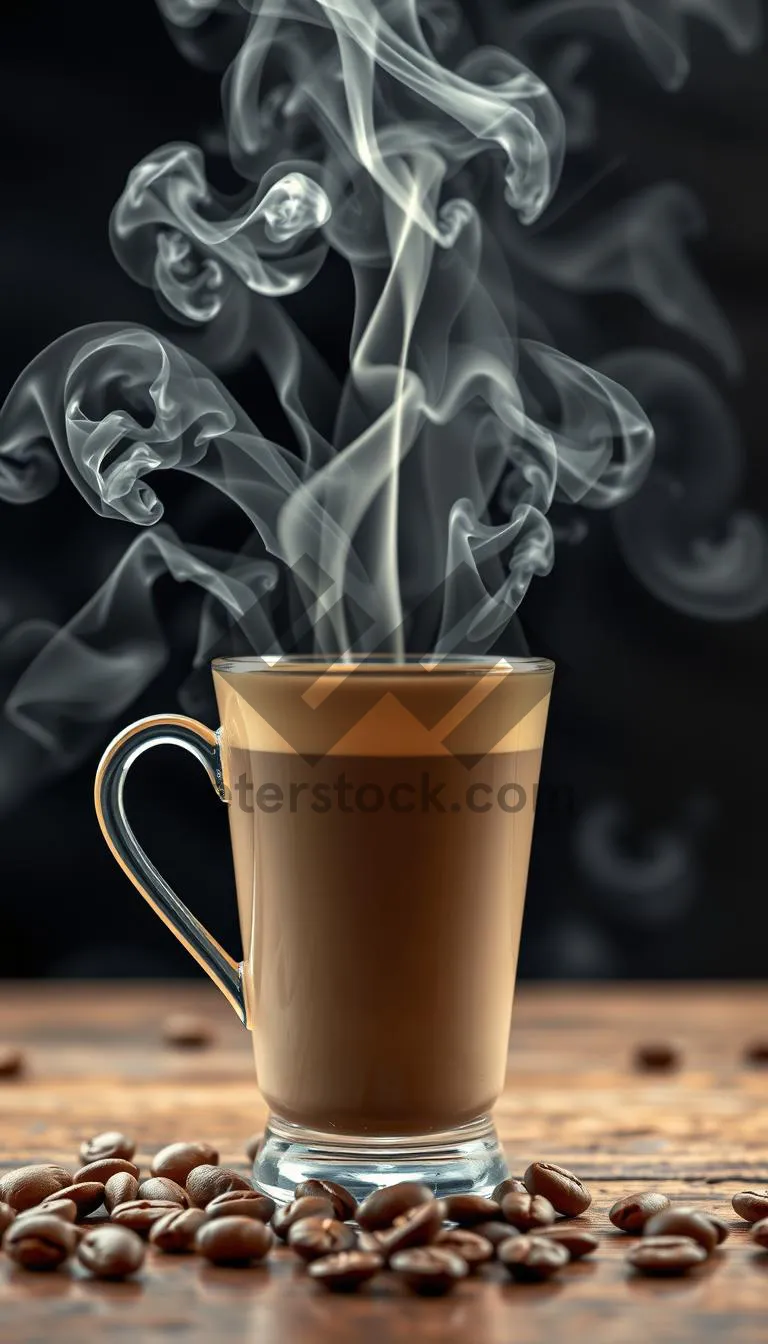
1 982 767 1343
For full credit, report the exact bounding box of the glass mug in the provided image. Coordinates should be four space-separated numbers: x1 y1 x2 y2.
95 655 553 1201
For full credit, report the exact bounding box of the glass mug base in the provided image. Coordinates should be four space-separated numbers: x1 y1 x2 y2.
253 1112 508 1204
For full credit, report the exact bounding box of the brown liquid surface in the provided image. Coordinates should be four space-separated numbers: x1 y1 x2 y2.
226 746 542 1136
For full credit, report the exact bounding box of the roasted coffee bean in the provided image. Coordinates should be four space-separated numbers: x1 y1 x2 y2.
492 1178 527 1202
104 1173 139 1213
498 1234 570 1281
732 1190 768 1224
751 1217 768 1249
501 1191 556 1232
245 1133 264 1163
0 1200 17 1235
700 1212 730 1245
627 1235 707 1276
21 1198 77 1224
744 1040 768 1065
644 1208 718 1254
162 1013 214 1048
390 1246 468 1295
357 1182 434 1232
0 1164 73 1212
380 1200 446 1254
149 1207 208 1253
539 1226 599 1259
4 1214 77 1269
442 1194 501 1227
609 1191 670 1233
308 1249 384 1291
633 1042 680 1071
110 1199 181 1234
357 1229 388 1253
151 1141 219 1185
195 1215 273 1265
206 1190 276 1223
474 1220 520 1249
272 1196 337 1240
435 1228 494 1268
42 1182 105 1218
523 1162 592 1217
294 1179 357 1222
79 1131 135 1164
137 1177 189 1207
78 1226 145 1279
0 1047 24 1078
73 1158 140 1185
185 1165 252 1209
288 1216 357 1262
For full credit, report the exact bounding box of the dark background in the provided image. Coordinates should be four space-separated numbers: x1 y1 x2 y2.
0 2 766 979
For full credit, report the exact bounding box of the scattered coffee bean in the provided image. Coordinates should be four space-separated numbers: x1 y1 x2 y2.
743 1041 768 1065
435 1228 494 1268
4 1214 77 1270
151 1141 219 1185
0 1047 24 1079
78 1225 145 1279
633 1042 680 1071
357 1182 434 1232
195 1215 273 1265
206 1190 276 1223
288 1216 357 1262
609 1192 670 1233
751 1217 768 1249
0 1201 17 1235
104 1173 139 1213
357 1229 388 1253
110 1199 181 1234
380 1200 446 1255
390 1246 468 1295
245 1133 264 1163
498 1234 570 1281
79 1131 136 1164
73 1158 140 1185
162 1013 214 1048
442 1194 501 1227
700 1212 730 1245
492 1178 527 1202
627 1235 707 1276
42 1182 105 1218
149 1207 208 1253
732 1190 768 1224
523 1162 592 1216
272 1196 336 1240
644 1207 718 1253
0 1165 73 1212
539 1226 600 1259
501 1191 556 1232
473 1220 520 1248
137 1177 189 1207
18 1198 77 1225
294 1179 357 1221
185 1165 252 1208
308 1249 384 1291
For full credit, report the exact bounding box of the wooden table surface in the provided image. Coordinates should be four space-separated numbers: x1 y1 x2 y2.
1 981 767 1343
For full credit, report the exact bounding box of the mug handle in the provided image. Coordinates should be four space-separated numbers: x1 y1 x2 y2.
94 714 246 1024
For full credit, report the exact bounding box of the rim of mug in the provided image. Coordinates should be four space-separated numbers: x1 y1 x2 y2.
211 654 554 675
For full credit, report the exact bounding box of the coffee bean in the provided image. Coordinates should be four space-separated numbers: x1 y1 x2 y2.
0 1164 73 1212
357 1229 388 1253
195 1215 273 1265
4 1214 77 1270
186 1165 252 1208
20 1198 76 1224
110 1199 181 1234
149 1207 208 1253
435 1228 494 1268
501 1191 556 1232
751 1217 768 1249
474 1220 520 1248
245 1133 264 1163
0 1201 17 1235
357 1182 434 1232
137 1177 189 1207
151 1141 219 1185
732 1190 768 1224
609 1192 670 1233
73 1158 140 1185
162 1013 214 1048
498 1234 570 1281
78 1225 145 1279
104 1173 139 1213
627 1235 708 1276
743 1041 768 1065
633 1042 680 1071
288 1216 357 1262
390 1246 468 1295
272 1196 339 1241
492 1178 527 1202
442 1194 501 1227
380 1200 446 1255
0 1047 24 1078
42 1182 105 1218
308 1249 384 1291
539 1226 600 1259
79 1131 136 1164
294 1179 357 1221
206 1190 276 1223
700 1212 730 1245
523 1162 592 1217
644 1208 718 1253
